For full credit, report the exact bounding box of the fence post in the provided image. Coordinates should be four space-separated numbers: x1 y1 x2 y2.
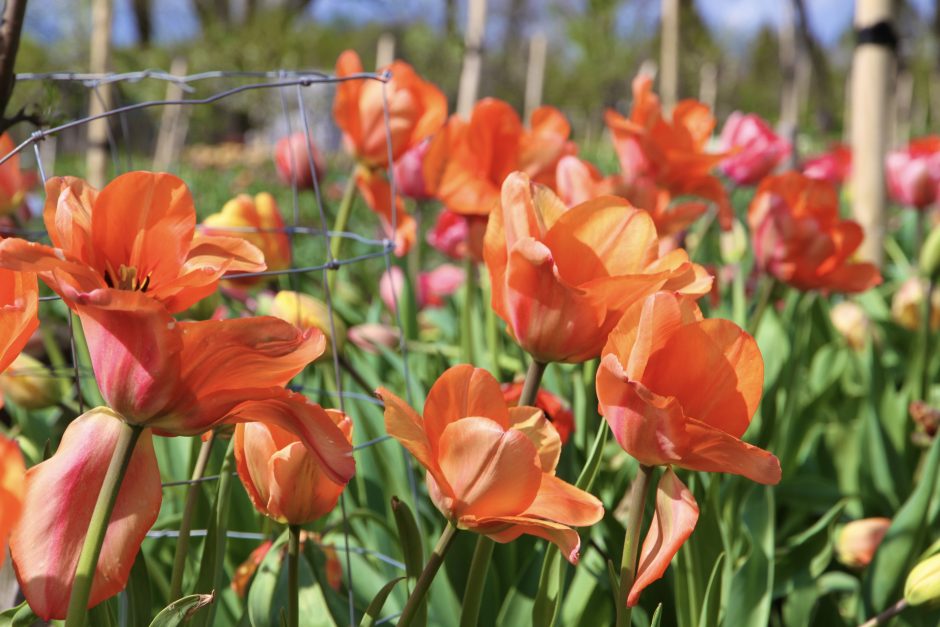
524 32 547 124
457 0 487 117
851 0 895 268
659 0 679 113
86 0 112 189
376 33 395 69
152 57 190 173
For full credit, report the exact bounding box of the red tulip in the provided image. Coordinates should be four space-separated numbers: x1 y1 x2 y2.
718 112 791 185
748 172 881 293
886 137 940 209
393 139 433 200
274 132 326 189
802 143 851 185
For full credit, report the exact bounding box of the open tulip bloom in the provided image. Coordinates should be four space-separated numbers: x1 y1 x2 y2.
484 171 711 364
378 365 603 561
596 291 781 606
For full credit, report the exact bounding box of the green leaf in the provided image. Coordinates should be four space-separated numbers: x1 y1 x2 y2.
0 601 38 627
649 603 663 627
149 593 215 627
359 577 405 627
774 499 846 593
697 553 725 627
126 550 154 627
864 435 940 613
391 496 424 580
725 486 775 627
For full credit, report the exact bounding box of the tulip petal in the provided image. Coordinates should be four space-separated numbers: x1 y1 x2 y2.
508 406 561 475
467 515 585 564
91 171 196 290
642 318 763 437
679 418 782 484
73 288 183 423
627 468 699 607
0 434 24 567
222 390 355 485
269 440 347 524
377 386 437 471
437 417 541 519
422 365 511 449
234 422 279 519
0 269 38 374
521 473 604 528
42 176 97 259
333 50 364 153
0 238 104 299
10 408 162 620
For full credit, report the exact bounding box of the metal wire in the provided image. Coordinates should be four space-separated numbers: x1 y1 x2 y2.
7 67 415 627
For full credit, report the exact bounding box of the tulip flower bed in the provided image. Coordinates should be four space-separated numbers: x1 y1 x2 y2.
2 57 940 627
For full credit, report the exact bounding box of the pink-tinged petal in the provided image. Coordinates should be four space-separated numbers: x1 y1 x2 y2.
641 318 763 438
42 176 97 259
437 417 541 520
73 289 182 423
466 514 585 564
508 406 561 475
10 408 162 620
679 419 782 484
91 171 196 289
627 468 699 607
0 434 24 567
422 365 511 450
221 390 355 485
521 473 604 528
0 269 39 374
596 354 690 467
234 422 278 517
0 238 105 301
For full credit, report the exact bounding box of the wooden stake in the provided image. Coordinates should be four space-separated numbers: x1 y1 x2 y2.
456 0 487 117
698 62 717 113
152 57 190 173
895 69 913 147
376 33 395 69
851 0 894 267
659 0 679 112
86 0 113 189
523 32 547 124
779 0 799 165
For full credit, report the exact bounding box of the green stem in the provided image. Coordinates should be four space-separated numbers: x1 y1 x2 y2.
168 431 217 601
616 464 654 627
920 278 934 402
459 536 495 627
859 598 909 627
519 359 548 407
460 258 477 365
288 524 301 627
747 277 777 337
65 423 143 627
398 522 458 627
327 167 360 294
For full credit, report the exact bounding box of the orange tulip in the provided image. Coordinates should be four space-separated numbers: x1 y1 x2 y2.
0 172 265 313
235 410 353 524
501 381 574 445
483 171 711 363
333 49 447 169
748 172 881 293
202 192 291 284
423 98 575 216
11 294 355 619
605 74 731 229
0 133 35 216
0 267 38 374
836 517 891 568
597 291 780 604
377 365 603 562
355 167 417 256
0 434 24 567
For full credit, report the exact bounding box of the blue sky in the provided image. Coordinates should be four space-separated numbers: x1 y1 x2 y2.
25 0 939 50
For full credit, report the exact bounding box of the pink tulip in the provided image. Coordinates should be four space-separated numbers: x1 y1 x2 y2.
802 143 851 185
275 132 326 189
427 209 470 259
393 140 433 200
718 112 791 186
379 265 465 313
886 137 940 209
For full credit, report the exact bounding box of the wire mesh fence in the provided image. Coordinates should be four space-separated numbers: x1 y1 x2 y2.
1 67 420 625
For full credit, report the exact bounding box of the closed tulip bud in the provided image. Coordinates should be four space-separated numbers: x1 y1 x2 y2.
393 140 432 200
719 218 748 264
347 323 400 354
0 353 62 409
836 517 891 568
892 277 940 331
270 291 345 355
234 410 353 525
906 552 940 606
830 301 871 350
921 226 940 280
274 132 326 189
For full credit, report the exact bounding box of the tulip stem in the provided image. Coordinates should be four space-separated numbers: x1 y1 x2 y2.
65 422 143 627
168 431 217 601
919 278 934 402
288 524 301 627
459 536 495 627
519 359 548 407
399 522 458 627
859 598 909 627
460 257 477 365
616 464 654 627
327 167 360 294
747 277 777 337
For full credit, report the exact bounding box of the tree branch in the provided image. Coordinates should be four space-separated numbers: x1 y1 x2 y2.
0 0 28 120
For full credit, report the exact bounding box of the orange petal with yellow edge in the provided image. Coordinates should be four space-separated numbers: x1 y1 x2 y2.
627 468 699 607
10 408 162 620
